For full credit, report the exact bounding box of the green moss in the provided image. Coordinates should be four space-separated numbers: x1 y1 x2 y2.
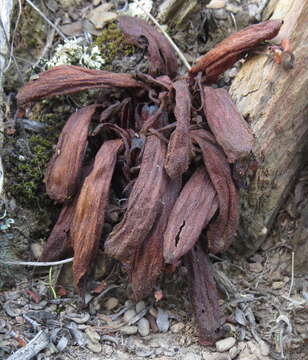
4 100 71 209
94 22 136 67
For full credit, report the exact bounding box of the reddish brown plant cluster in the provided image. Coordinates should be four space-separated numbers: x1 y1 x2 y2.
16 16 282 345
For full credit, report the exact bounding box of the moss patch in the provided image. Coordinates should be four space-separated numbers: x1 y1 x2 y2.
94 22 136 68
3 99 73 235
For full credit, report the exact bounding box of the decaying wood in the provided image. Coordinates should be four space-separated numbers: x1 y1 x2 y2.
163 166 218 264
16 65 142 105
104 135 168 265
165 80 191 179
44 105 97 202
71 139 122 293
230 0 308 254
185 244 223 345
190 20 283 82
131 177 181 301
203 87 254 163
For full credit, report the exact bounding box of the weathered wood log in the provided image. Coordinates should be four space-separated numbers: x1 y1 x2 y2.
230 0 308 255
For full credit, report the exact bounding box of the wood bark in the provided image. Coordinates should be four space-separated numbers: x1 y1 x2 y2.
230 0 308 254
0 0 13 199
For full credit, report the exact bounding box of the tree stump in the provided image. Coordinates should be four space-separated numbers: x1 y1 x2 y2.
230 0 308 255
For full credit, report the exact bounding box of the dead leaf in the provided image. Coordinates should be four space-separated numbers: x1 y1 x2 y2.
163 166 218 264
71 139 123 293
190 20 283 82
185 243 223 345
17 65 142 105
165 80 191 179
191 129 239 254
44 105 97 202
118 15 178 78
104 135 168 265
203 86 254 163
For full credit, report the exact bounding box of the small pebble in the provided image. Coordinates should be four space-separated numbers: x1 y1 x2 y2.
85 327 100 343
272 281 284 289
203 353 229 360
156 308 169 332
105 297 119 311
136 300 146 313
87 341 102 353
170 322 185 334
120 325 138 335
206 0 225 8
149 307 158 318
183 353 202 360
226 3 241 13
216 337 236 352
214 9 228 20
229 345 240 359
124 309 136 323
259 340 270 356
31 243 43 259
249 262 263 273
138 318 150 337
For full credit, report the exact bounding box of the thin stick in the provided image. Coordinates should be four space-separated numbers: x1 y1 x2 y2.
287 251 295 298
25 0 67 40
7 330 49 360
136 4 191 71
0 257 73 266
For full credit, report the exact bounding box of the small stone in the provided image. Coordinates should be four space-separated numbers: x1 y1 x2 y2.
229 346 240 359
85 327 100 343
272 281 284 289
124 309 136 323
87 341 102 353
214 9 228 20
104 297 119 311
87 3 117 29
156 308 169 332
120 325 138 335
31 243 43 259
249 262 263 273
149 307 158 318
259 340 270 356
203 353 229 360
170 322 185 334
92 0 101 6
226 3 241 13
183 353 202 360
216 337 236 352
206 0 225 8
136 301 146 313
138 318 150 337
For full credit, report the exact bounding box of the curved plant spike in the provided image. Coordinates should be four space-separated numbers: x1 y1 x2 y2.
203 86 254 163
190 20 283 82
165 80 191 179
185 244 224 345
191 130 239 254
118 16 178 78
163 166 218 264
104 135 168 265
41 164 93 262
131 177 181 301
44 105 98 202
71 139 123 294
16 65 142 105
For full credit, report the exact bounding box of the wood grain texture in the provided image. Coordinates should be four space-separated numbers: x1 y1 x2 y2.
230 0 308 254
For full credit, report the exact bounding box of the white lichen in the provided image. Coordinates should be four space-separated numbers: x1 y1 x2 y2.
40 38 105 70
125 0 153 20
